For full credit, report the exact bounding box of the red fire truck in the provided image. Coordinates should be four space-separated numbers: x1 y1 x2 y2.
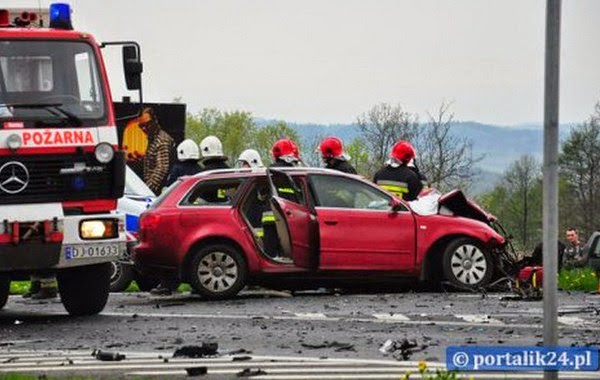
0 4 143 315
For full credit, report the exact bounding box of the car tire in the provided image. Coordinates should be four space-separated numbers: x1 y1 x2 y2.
0 275 9 310
442 238 494 290
109 261 134 292
133 272 161 292
57 263 111 316
189 244 247 300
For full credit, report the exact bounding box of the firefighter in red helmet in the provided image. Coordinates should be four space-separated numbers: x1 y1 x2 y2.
318 137 357 174
374 140 422 201
270 138 301 167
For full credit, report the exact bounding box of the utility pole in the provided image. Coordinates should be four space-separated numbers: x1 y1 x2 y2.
543 0 561 379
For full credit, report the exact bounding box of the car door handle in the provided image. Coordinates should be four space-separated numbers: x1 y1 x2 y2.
324 220 338 225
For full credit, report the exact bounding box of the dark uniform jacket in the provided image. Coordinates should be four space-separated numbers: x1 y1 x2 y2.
373 165 422 201
200 157 230 171
270 160 295 168
326 159 357 174
166 160 201 186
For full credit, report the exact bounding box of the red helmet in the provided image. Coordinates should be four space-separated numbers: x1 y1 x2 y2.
390 140 415 164
318 137 344 158
290 140 300 159
271 139 297 159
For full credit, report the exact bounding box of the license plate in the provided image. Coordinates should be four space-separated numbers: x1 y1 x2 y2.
64 244 120 260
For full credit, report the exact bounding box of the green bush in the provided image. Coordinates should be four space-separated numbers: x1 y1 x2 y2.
558 267 598 291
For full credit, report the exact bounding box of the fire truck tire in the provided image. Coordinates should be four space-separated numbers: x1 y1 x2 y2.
189 244 247 300
109 261 134 292
58 263 111 316
442 238 494 290
0 275 9 311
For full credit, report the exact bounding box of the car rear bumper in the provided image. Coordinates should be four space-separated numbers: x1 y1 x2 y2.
132 243 178 278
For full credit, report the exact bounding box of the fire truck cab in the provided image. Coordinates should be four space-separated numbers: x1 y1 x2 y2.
0 4 142 315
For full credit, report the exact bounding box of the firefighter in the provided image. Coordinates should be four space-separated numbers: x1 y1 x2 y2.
139 107 174 195
199 135 230 171
270 138 301 167
407 157 429 190
374 140 422 201
318 137 357 174
165 139 201 186
237 149 264 168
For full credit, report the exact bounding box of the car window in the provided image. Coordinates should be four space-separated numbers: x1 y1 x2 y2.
269 170 305 205
310 174 399 210
180 178 244 206
149 180 180 209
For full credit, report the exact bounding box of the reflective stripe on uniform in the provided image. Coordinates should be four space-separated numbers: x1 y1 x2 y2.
376 180 409 197
262 211 276 223
277 187 295 194
217 189 227 199
254 228 264 238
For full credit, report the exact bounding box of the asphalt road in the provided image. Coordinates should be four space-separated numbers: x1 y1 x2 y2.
1 289 599 379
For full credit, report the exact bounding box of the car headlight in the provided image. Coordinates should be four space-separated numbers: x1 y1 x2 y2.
95 143 114 163
80 219 117 239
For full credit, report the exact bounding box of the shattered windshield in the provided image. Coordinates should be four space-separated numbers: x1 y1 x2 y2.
0 40 106 124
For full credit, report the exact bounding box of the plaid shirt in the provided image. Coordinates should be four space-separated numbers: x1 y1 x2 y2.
144 129 174 194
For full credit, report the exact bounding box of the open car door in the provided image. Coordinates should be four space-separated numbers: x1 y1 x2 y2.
267 169 319 269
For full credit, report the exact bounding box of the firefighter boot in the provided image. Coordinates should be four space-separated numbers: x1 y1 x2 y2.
22 279 41 298
31 276 58 300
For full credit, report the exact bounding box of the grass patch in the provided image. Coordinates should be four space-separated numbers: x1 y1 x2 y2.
559 266 598 291
9 281 30 295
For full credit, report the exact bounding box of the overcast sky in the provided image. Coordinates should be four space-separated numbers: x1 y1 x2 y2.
6 0 600 125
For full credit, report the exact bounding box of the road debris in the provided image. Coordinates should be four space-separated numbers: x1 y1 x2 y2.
379 338 424 360
301 341 356 352
173 343 219 358
237 368 268 377
92 349 125 361
185 366 208 376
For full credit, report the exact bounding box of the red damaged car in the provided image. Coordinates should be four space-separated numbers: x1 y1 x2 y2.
134 168 514 299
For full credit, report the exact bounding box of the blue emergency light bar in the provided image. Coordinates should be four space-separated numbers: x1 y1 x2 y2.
49 3 72 30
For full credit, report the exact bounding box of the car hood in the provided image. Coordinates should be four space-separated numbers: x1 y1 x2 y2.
438 189 496 224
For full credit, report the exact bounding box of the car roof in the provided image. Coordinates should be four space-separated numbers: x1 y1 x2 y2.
182 166 364 182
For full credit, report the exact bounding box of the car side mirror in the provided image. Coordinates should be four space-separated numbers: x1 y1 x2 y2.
389 198 403 212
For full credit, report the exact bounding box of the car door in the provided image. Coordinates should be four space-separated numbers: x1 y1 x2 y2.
267 169 319 269
308 173 416 271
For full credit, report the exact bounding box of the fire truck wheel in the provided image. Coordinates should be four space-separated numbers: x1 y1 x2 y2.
58 263 111 316
0 275 9 311
109 261 134 292
189 244 247 300
442 238 494 290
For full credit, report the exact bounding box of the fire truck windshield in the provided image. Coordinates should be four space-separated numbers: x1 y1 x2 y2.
0 40 106 125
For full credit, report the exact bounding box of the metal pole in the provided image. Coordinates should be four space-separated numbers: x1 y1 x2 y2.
543 0 561 379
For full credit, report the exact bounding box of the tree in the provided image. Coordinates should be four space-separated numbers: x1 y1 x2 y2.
559 102 600 236
416 102 483 191
356 103 419 171
185 108 255 162
478 155 543 252
345 137 372 177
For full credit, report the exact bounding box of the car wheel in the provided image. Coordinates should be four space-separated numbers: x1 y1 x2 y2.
57 263 110 316
110 261 134 292
133 272 161 292
189 244 247 300
442 238 494 290
0 275 9 310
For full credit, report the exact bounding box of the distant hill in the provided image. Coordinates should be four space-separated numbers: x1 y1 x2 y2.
256 118 575 194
